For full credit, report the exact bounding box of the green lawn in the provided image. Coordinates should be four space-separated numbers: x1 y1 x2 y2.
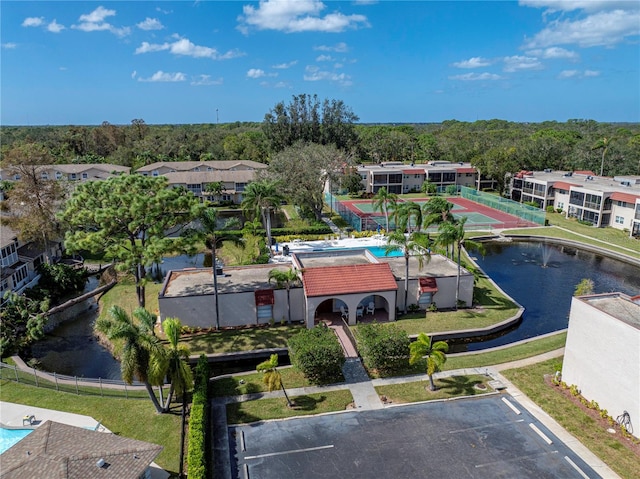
0 381 182 475
211 366 318 398
99 281 162 319
375 374 493 404
226 389 354 424
503 359 640 479
503 212 640 259
178 324 304 355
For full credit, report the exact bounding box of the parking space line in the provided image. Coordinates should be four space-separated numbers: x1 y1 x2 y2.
244 444 334 460
529 423 553 445
564 456 590 479
240 430 245 452
475 450 558 468
449 419 524 434
501 397 521 415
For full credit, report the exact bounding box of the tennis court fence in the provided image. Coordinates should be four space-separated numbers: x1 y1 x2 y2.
459 187 546 226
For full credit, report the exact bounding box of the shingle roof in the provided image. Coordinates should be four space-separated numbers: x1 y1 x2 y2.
136 160 267 172
163 170 256 185
0 421 162 479
302 263 397 297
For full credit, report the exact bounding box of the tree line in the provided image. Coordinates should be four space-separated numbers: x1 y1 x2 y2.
2 98 638 184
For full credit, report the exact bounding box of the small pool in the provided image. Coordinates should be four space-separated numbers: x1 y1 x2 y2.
0 428 33 454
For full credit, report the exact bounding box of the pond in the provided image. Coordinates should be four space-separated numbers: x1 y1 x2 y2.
459 241 640 351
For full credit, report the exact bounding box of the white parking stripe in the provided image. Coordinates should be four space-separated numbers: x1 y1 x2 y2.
501 397 521 415
564 456 591 479
530 423 553 445
244 444 334 460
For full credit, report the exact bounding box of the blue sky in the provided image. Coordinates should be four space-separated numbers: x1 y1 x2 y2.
1 1 639 125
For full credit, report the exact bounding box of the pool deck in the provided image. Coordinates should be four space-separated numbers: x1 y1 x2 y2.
0 401 168 479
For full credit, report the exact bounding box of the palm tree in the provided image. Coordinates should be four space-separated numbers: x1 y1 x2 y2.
186 207 240 330
437 218 484 309
242 180 283 253
257 353 293 407
156 317 193 412
268 268 300 324
385 231 431 314
409 333 449 391
204 181 224 203
592 137 615 177
96 305 164 413
422 196 454 231
372 187 397 233
396 201 423 233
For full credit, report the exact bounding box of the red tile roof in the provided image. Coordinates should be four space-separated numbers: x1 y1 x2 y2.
402 169 425 174
456 167 476 174
611 192 640 204
302 263 398 297
553 181 578 190
573 170 596 176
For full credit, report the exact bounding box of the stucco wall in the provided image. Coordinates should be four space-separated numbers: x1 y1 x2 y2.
159 287 306 328
562 297 640 439
399 273 473 311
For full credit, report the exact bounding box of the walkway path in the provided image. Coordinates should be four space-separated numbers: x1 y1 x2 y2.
553 226 640 255
321 215 342 235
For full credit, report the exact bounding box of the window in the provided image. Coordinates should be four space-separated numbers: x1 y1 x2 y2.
442 172 456 183
236 183 247 192
82 172 88 180
41 172 49 180
13 174 21 180
55 171 63 180
557 202 564 210
194 167 200 172
70 173 77 180
13 264 29 286
187 184 202 194
152 170 159 177
388 174 402 184
584 193 601 210
615 216 624 225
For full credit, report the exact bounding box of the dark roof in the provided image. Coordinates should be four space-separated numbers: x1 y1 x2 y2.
0 421 162 479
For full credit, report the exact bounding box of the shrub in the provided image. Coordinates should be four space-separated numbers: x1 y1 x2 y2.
288 324 345 384
546 205 555 213
355 323 409 376
187 355 209 479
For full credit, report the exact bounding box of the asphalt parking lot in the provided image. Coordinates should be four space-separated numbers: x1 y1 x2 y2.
228 395 600 479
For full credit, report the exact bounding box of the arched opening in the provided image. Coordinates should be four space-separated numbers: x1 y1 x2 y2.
355 294 391 323
314 298 348 325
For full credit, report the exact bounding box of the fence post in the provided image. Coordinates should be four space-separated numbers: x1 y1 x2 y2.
33 368 39 387
54 372 59 391
75 376 79 395
99 377 103 397
14 365 19 382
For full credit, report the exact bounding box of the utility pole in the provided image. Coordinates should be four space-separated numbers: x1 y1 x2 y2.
216 109 219 124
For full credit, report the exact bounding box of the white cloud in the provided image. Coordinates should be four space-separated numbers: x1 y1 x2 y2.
449 72 503 81
2 43 17 49
274 81 292 88
519 1 637 14
137 17 164 31
238 0 368 34
527 47 579 61
59 66 67 71
22 17 44 27
314 42 348 52
316 54 334 62
557 69 600 79
137 70 186 82
502 55 543 72
47 20 65 33
303 65 352 85
135 37 244 60
452 57 492 69
272 60 298 69
523 8 640 48
131 70 137 79
191 75 223 86
73 6 130 37
247 68 266 78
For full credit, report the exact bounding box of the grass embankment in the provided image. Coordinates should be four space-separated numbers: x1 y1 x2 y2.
503 359 639 479
98 281 162 320
211 367 312 398
503 212 640 259
375 374 493 404
226 389 354 424
178 325 303 355
0 382 181 475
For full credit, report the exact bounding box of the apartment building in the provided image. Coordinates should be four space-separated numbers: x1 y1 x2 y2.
0 164 130 183
136 160 267 204
356 161 490 195
510 169 640 236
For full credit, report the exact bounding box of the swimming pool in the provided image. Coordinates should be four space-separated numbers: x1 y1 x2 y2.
320 246 404 257
0 427 33 454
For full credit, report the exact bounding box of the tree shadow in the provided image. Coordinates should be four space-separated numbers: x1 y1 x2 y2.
437 375 482 396
289 395 326 411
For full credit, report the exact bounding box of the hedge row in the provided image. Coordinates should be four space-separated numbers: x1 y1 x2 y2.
288 324 345 384
187 355 210 479
215 225 333 240
355 323 410 376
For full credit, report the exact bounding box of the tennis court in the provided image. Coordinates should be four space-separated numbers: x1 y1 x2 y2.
334 195 540 231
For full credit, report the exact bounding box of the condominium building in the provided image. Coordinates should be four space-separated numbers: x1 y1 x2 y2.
0 164 130 183
136 160 267 204
356 161 492 195
510 169 640 236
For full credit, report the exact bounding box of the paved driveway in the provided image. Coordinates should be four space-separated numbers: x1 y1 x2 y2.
228 395 599 479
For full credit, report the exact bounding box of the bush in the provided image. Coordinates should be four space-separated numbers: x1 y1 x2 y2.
187 355 209 479
288 324 345 384
546 205 555 213
355 323 409 376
